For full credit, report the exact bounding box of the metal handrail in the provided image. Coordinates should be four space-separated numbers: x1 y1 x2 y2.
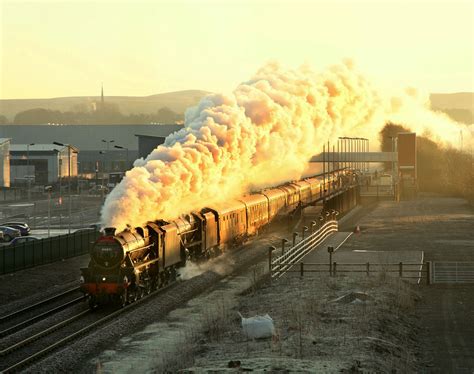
271 220 338 278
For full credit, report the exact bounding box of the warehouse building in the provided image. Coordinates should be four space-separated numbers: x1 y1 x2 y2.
0 138 11 187
9 144 78 185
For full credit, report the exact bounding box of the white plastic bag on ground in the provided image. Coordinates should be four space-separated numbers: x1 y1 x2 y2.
238 312 275 339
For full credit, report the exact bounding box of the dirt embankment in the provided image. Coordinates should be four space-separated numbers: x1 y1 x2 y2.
159 274 420 373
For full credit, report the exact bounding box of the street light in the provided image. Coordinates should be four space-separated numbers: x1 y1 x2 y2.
26 143 35 200
53 141 75 234
114 145 129 170
99 151 107 189
102 139 115 172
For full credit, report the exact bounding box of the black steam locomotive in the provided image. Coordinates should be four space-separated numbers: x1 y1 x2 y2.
80 171 355 307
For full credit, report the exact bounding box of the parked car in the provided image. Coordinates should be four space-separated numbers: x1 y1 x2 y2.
0 226 21 241
89 223 102 231
89 185 109 195
0 222 30 236
8 236 41 246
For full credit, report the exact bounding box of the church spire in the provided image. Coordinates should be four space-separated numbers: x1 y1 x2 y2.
101 83 104 105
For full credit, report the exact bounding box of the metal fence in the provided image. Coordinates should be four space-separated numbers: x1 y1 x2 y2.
432 262 474 283
270 220 338 279
0 230 100 275
274 261 429 284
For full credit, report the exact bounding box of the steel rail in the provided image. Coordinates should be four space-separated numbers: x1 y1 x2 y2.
0 287 80 323
2 281 176 373
0 309 91 357
0 296 85 338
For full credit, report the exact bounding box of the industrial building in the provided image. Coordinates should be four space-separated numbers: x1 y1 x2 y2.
0 124 182 174
9 144 78 185
135 134 166 159
0 138 11 187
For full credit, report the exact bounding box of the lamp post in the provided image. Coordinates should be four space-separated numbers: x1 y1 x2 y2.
99 151 106 192
102 139 115 172
26 143 35 200
114 145 129 170
53 142 74 234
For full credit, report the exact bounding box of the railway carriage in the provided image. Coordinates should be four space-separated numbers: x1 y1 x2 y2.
239 194 269 235
278 183 301 212
208 200 247 247
262 188 287 220
292 180 312 205
81 171 352 307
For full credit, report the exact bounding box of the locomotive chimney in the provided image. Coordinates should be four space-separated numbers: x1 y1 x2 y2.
104 227 116 236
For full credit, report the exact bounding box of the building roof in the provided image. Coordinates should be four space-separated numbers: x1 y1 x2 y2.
135 134 167 139
0 124 183 150
9 144 78 152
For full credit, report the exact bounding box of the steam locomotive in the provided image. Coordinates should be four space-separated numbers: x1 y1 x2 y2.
80 171 355 307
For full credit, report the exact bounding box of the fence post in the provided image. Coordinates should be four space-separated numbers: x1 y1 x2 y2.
268 246 275 280
399 262 403 277
302 226 308 240
328 246 334 276
300 262 304 277
292 232 298 247
281 239 288 256
333 261 337 276
366 262 370 276
427 261 432 285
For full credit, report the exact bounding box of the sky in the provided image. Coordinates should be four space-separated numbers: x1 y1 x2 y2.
0 0 473 99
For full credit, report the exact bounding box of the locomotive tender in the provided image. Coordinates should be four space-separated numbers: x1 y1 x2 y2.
80 171 354 307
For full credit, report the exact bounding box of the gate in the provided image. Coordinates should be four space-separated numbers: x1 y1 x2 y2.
432 262 474 283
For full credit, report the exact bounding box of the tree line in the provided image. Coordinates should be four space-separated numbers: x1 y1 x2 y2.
380 122 473 203
0 103 183 125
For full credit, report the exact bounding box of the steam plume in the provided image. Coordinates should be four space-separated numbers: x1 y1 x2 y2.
101 61 472 231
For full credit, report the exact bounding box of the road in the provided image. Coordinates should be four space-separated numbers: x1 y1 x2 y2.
340 195 474 372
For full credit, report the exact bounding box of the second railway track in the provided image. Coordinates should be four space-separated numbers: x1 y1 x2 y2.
0 287 84 338
0 281 178 373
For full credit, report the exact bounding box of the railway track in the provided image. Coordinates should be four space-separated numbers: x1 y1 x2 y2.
0 282 177 373
0 287 84 338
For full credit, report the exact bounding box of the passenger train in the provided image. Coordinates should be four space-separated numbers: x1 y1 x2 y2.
80 171 355 307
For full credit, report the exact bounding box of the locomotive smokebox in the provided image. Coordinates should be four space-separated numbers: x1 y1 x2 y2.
104 227 116 236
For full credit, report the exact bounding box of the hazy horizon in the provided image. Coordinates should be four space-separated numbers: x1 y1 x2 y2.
1 0 473 100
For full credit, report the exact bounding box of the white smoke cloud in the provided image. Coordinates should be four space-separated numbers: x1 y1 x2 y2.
101 61 472 231
178 254 235 280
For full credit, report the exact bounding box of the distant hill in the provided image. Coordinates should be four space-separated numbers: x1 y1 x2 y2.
1 90 472 125
430 92 473 124
0 90 211 121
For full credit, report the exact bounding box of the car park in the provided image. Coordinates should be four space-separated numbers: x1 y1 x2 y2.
8 236 41 246
0 226 21 241
0 222 30 236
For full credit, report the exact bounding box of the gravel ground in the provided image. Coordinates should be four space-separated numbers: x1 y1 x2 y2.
0 254 88 316
27 230 286 373
185 274 420 373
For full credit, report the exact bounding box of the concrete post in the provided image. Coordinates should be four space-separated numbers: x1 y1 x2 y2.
302 226 308 240
281 239 288 256
328 246 334 276
292 232 298 247
268 246 276 279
